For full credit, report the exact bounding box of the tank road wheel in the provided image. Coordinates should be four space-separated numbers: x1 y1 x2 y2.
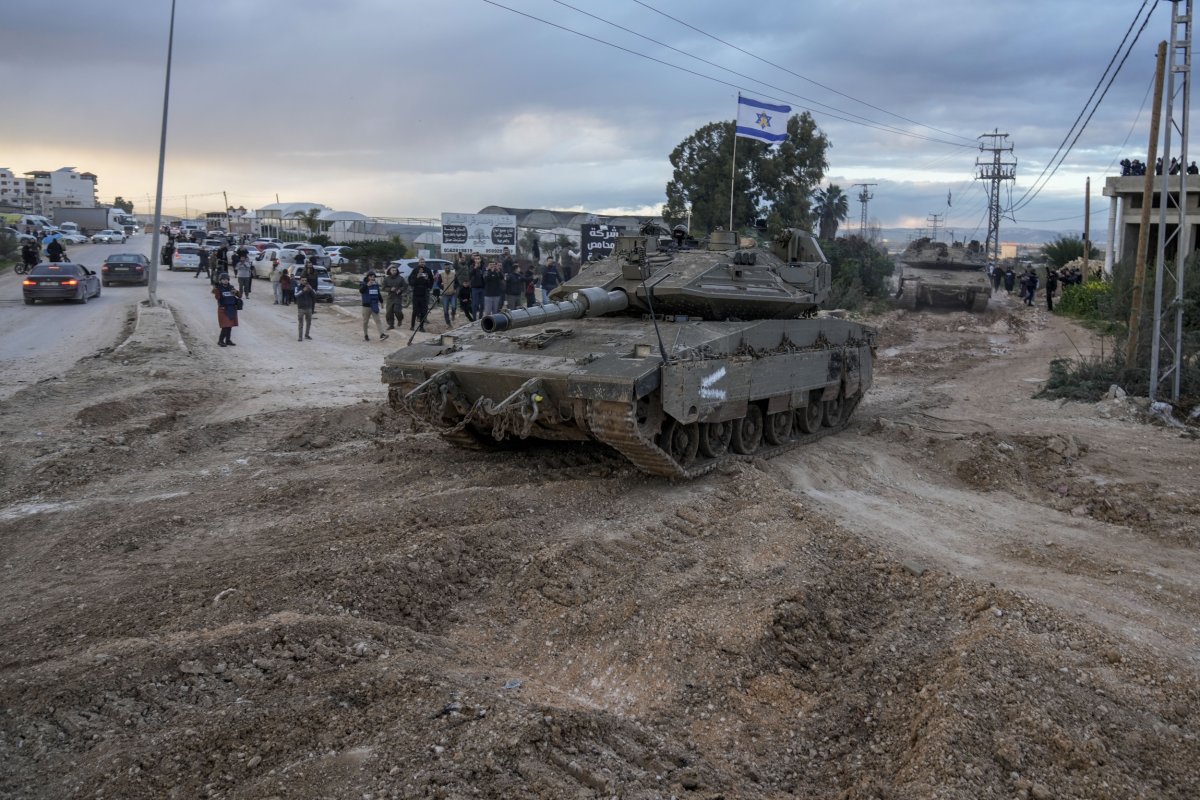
970 292 989 313
731 405 764 454
764 409 794 446
698 420 732 458
659 418 699 467
795 398 823 434
822 392 846 427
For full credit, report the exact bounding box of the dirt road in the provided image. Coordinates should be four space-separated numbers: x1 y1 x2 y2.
0 290 1196 799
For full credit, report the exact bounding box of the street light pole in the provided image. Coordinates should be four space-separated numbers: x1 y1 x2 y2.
147 0 176 307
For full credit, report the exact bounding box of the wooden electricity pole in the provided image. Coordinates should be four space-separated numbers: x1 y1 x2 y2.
1126 41 1167 370
1083 177 1091 278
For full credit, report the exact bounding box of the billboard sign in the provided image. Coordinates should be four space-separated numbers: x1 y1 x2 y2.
580 223 624 262
441 212 517 255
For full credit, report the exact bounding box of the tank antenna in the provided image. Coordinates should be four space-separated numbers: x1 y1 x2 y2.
639 258 670 365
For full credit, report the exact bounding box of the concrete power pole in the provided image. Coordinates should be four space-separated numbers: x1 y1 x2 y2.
853 183 876 237
976 130 1017 268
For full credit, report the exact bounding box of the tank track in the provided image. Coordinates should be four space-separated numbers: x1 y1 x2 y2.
586 398 859 479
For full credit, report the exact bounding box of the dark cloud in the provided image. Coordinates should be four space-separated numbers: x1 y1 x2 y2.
3 0 1177 230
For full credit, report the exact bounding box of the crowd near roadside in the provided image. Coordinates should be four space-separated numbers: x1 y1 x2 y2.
177 233 571 351
988 263 1087 312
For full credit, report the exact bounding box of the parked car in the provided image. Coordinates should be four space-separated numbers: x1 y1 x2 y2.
90 229 127 244
101 253 151 286
388 257 453 280
325 246 351 266
201 238 226 250
58 231 90 245
294 265 335 302
251 248 283 279
22 262 102 305
253 237 282 248
170 243 201 271
3 227 38 244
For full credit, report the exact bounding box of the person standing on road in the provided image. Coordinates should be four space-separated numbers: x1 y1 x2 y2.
360 272 388 341
504 264 525 310
469 255 486 316
437 263 458 326
482 260 505 315
457 278 475 322
234 255 253 296
990 265 1002 292
212 273 242 347
296 276 316 341
195 246 211 279
522 263 537 308
279 267 293 305
1003 266 1015 295
408 259 434 332
1045 268 1059 312
269 259 283 303
539 257 561 304
382 265 407 329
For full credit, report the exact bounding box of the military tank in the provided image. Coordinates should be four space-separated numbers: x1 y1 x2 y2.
896 237 991 312
382 226 876 479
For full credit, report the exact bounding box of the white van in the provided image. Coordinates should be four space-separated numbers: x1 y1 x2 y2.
18 214 55 233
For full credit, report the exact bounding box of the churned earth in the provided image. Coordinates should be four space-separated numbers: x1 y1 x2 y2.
0 290 1197 799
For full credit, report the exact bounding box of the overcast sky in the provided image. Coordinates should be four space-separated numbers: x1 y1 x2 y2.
2 0 1186 239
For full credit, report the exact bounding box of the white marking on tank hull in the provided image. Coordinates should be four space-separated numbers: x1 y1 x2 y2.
699 366 727 400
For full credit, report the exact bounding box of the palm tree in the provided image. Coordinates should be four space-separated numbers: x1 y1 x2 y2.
1042 236 1099 267
289 207 325 240
812 184 849 240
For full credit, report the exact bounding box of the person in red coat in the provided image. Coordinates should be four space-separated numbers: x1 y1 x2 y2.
212 273 242 347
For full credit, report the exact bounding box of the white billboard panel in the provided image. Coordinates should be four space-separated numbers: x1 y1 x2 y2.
440 212 517 255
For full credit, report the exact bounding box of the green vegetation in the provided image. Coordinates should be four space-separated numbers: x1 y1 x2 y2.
332 237 407 272
663 113 828 235
112 196 134 214
1056 281 1116 323
289 207 326 240
812 184 849 240
0 231 17 264
822 235 895 310
1037 352 1137 402
1042 235 1099 267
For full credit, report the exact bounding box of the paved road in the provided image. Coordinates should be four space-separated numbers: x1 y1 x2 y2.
1 237 396 414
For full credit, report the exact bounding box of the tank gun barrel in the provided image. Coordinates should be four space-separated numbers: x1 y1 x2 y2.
481 287 628 332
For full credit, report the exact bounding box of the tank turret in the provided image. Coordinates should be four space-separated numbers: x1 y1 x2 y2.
383 226 875 479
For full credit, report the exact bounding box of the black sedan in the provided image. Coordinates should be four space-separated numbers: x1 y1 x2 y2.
22 262 102 305
101 253 151 286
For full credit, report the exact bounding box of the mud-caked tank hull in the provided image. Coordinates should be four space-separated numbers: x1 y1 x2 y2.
896 238 991 312
383 227 875 478
384 315 874 478
897 265 991 312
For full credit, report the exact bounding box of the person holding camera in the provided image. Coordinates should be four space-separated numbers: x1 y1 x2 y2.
296 275 317 341
212 273 242 347
360 272 388 341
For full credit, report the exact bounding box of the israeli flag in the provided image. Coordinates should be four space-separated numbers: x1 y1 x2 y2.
736 95 791 144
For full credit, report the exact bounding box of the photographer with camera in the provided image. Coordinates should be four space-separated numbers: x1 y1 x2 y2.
296 275 317 341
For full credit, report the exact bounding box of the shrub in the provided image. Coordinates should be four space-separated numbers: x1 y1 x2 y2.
1056 281 1114 321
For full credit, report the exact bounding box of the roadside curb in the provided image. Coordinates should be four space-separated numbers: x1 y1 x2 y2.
115 301 188 354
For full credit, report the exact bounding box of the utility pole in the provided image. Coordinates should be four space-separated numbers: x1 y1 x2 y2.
925 212 944 242
976 130 1017 269
1083 176 1091 278
1149 0 1193 403
1127 41 1167 372
853 183 876 237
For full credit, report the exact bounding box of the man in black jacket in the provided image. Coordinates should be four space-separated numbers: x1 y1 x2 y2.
504 265 525 310
1045 268 1059 312
482 261 505 315
407 259 434 331
382 265 407 329
296 276 317 341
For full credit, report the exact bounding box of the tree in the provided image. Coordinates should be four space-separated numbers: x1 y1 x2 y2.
823 235 895 309
289 207 325 240
112 197 134 214
1042 236 1100 267
663 112 828 235
812 184 849 241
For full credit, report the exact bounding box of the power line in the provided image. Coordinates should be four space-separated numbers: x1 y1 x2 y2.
630 0 976 145
1011 1 1157 212
478 0 976 148
547 0 956 144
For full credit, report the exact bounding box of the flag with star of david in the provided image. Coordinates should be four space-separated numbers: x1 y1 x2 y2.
735 95 791 144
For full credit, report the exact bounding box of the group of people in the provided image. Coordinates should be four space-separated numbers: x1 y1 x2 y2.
210 245 572 350
988 264 1086 311
1120 157 1199 177
20 237 67 270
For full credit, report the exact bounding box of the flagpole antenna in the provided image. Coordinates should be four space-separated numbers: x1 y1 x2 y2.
729 94 740 232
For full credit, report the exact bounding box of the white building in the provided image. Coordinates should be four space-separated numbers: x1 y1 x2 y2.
0 167 98 213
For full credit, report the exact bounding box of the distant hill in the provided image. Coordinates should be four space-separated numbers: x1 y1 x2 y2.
868 227 1102 247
